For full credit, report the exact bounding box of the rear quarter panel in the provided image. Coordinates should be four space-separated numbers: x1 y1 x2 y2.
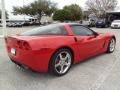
28 36 80 64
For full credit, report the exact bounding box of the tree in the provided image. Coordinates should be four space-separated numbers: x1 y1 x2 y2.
53 10 71 22
63 4 83 21
86 0 117 18
13 0 57 24
53 4 83 21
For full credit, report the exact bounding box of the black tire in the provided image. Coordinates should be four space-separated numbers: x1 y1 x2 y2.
106 38 116 53
105 25 108 28
49 48 73 76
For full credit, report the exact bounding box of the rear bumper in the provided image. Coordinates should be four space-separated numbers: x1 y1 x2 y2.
111 26 120 29
8 49 52 72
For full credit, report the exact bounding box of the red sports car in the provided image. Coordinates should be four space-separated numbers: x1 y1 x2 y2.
5 23 116 76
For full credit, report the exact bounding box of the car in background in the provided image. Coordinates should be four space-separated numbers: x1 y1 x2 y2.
23 21 31 26
72 20 90 27
96 20 109 28
14 21 24 27
89 19 96 27
5 23 116 76
82 20 91 27
7 21 24 27
82 20 96 27
7 22 15 27
111 20 120 29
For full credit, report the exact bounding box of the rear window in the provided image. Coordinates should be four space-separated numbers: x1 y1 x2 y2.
21 24 67 36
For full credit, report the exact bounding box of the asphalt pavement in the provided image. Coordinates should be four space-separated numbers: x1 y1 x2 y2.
0 27 120 90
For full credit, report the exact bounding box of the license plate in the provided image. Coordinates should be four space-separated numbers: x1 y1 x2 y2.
114 25 118 27
11 48 16 55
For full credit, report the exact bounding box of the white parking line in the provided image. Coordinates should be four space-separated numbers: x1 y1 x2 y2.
89 53 119 90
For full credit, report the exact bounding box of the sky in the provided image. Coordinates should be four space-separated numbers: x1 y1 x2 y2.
1 0 89 12
1 0 120 12
0 0 120 17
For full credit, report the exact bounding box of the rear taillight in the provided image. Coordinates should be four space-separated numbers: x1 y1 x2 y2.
17 40 31 50
23 42 31 50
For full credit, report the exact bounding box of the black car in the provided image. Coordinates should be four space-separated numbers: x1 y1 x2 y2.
96 20 109 28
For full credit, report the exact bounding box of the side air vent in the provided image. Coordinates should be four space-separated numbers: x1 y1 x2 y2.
74 37 78 42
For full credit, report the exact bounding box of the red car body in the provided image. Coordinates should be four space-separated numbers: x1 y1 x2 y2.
5 23 115 72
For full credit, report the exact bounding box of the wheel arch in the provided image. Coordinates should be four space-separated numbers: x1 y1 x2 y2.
57 46 74 59
104 35 116 51
112 35 116 42
48 46 75 71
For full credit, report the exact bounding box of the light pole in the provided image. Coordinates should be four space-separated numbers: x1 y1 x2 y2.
23 0 25 22
1 0 7 36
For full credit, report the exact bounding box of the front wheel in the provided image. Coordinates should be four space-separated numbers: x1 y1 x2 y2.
49 48 72 76
106 38 116 53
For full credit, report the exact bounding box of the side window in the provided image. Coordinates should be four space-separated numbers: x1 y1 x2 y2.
70 25 94 36
47 26 67 35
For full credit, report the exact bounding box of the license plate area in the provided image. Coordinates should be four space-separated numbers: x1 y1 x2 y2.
114 25 118 27
11 48 16 55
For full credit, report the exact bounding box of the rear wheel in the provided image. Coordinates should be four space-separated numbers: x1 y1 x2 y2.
106 38 116 53
49 48 72 76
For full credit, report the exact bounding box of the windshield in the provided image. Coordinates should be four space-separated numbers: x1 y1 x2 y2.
21 24 67 36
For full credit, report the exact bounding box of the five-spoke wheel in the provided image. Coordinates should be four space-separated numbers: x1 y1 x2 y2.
49 48 72 76
107 38 116 53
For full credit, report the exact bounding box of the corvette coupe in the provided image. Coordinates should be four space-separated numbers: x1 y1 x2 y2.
5 23 116 76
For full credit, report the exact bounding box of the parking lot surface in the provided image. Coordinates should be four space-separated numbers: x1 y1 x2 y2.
0 27 120 90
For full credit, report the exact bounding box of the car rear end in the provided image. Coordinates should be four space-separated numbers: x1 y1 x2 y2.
5 36 49 72
96 20 106 28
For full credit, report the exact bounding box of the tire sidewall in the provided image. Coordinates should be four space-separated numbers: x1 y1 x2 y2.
49 48 73 76
107 38 116 53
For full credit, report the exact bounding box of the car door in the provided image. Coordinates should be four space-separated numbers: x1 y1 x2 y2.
70 25 104 60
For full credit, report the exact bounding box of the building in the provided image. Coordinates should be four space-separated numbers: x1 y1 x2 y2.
106 6 120 23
